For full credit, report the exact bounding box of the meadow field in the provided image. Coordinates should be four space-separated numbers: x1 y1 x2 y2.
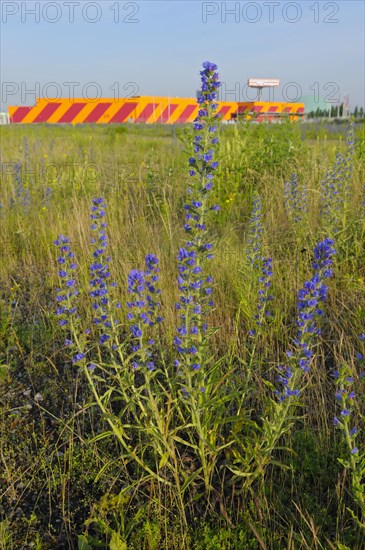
0 100 364 549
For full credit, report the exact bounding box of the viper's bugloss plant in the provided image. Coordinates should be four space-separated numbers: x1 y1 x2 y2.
320 123 355 235
127 254 162 370
333 339 365 528
284 173 308 225
54 235 85 364
277 238 336 400
89 197 121 349
171 62 233 494
246 194 263 269
320 154 346 234
248 238 337 493
245 196 272 379
43 63 362 546
334 366 359 456
54 236 78 327
55 205 174 494
175 61 221 388
248 257 273 338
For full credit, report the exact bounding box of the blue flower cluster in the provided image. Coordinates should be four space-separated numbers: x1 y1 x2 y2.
276 364 298 399
186 61 221 240
145 254 163 326
197 61 221 105
127 254 162 371
311 238 336 273
284 173 308 225
246 195 263 269
174 62 221 373
277 238 336 401
333 331 365 516
89 198 120 347
54 235 85 364
174 246 214 372
54 235 78 327
333 365 359 455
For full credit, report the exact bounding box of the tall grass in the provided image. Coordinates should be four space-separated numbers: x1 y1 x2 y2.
0 66 364 548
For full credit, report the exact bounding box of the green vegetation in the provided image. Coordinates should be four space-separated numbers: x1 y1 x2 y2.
0 119 364 549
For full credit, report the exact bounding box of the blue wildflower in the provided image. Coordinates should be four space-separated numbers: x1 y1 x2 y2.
277 239 335 400
284 173 308 225
174 61 221 379
127 254 162 371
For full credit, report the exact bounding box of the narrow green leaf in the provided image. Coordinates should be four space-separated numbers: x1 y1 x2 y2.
158 452 170 469
77 534 92 550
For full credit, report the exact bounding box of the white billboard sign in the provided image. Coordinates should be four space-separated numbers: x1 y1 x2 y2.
248 79 280 88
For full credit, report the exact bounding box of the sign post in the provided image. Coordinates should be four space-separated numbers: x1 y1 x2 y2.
248 78 280 101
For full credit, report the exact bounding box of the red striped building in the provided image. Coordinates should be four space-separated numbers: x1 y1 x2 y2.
8 96 305 124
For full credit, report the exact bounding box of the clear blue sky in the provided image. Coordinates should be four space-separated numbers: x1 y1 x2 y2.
1 0 364 110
